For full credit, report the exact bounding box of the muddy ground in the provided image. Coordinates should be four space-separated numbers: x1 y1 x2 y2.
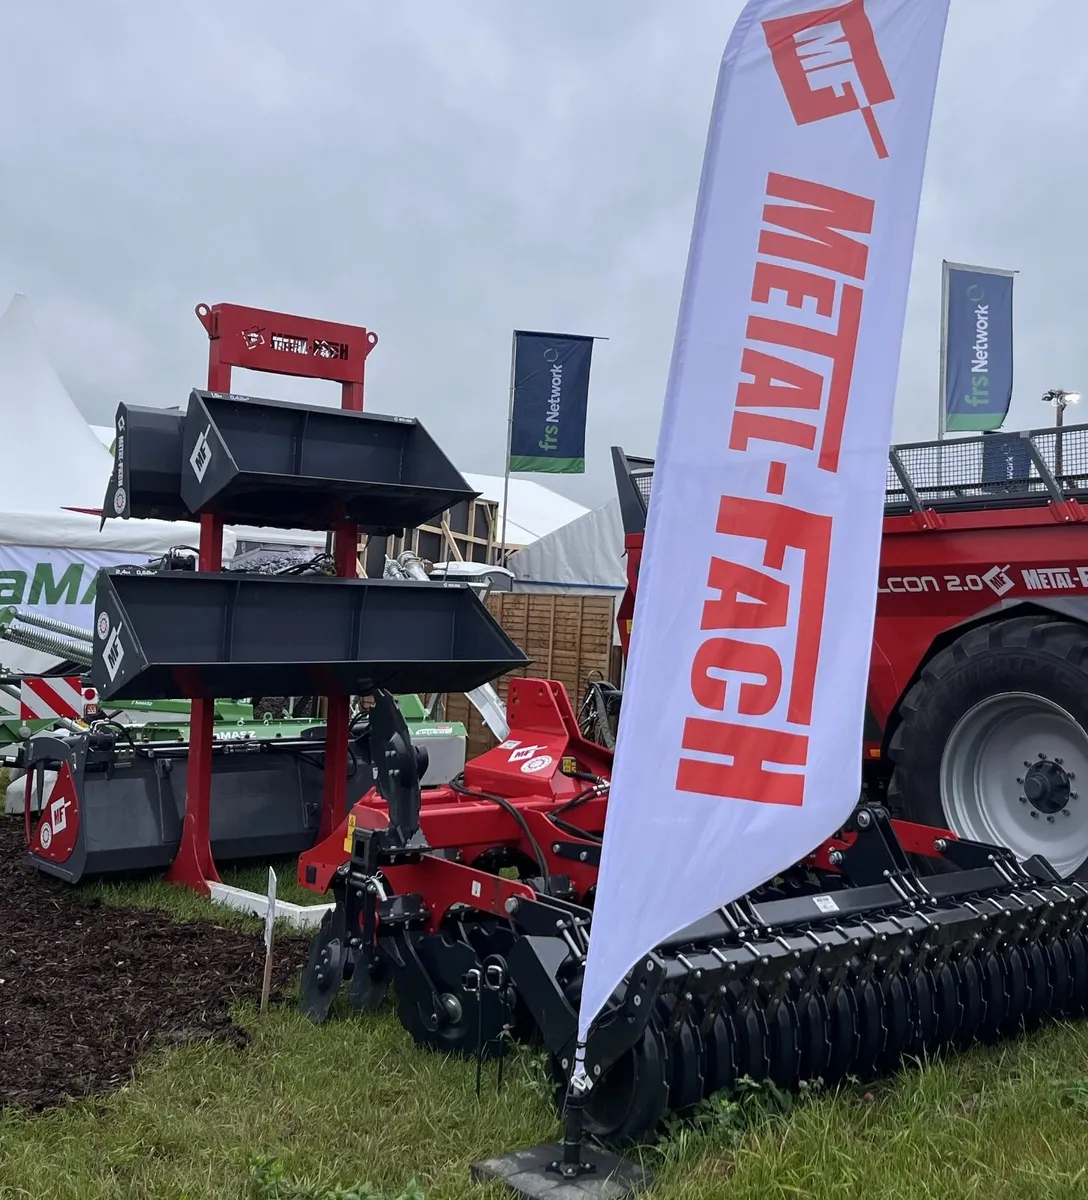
0 817 311 1112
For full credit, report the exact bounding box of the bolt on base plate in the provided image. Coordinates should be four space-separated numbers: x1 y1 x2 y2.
470 1143 652 1199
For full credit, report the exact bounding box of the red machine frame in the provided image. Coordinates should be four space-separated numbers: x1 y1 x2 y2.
298 675 963 914
614 437 1088 766
299 677 614 900
168 302 379 892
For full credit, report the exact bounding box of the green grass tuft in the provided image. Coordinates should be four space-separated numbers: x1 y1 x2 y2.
7 869 1088 1198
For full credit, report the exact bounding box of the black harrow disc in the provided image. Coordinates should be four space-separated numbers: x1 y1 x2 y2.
300 907 349 1023
394 933 508 1058
392 865 1088 1151
347 952 392 1013
462 920 538 1043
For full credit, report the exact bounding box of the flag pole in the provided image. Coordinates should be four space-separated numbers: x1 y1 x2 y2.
938 259 949 442
499 330 516 566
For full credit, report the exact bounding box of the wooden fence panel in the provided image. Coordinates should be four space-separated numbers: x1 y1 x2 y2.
443 592 615 760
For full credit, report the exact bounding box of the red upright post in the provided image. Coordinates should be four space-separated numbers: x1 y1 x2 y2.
165 512 224 889
167 304 378 893
318 376 365 841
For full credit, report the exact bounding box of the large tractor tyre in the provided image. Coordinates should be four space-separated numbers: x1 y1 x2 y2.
886 614 1088 880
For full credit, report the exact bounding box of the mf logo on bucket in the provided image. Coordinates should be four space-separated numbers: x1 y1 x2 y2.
103 623 125 681
982 564 1015 598
190 423 213 482
763 0 895 158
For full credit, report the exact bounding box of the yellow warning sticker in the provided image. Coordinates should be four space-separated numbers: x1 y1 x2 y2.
562 756 578 775
343 812 357 854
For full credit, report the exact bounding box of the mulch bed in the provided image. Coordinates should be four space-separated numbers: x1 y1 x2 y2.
0 817 312 1113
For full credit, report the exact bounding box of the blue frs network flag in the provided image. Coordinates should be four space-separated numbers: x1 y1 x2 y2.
508 330 593 475
941 261 1015 433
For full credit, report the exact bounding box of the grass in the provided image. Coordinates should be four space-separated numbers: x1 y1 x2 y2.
7 856 1088 1197
78 857 324 932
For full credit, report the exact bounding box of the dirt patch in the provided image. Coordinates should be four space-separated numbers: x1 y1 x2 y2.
0 817 311 1112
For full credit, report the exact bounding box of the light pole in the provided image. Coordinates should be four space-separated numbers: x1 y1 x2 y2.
1042 388 1081 480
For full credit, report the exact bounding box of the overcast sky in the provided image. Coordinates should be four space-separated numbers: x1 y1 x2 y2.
2 0 1085 509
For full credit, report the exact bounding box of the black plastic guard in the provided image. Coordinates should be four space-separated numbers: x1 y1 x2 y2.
90 570 529 701
22 728 379 883
99 403 189 526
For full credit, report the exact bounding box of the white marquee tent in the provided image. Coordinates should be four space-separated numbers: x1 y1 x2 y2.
505 497 627 603
459 473 588 550
0 293 239 674
0 293 232 549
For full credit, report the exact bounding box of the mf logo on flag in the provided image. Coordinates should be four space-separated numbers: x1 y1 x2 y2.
763 0 894 159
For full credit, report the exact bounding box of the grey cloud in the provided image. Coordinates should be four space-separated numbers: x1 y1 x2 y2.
1 0 1084 507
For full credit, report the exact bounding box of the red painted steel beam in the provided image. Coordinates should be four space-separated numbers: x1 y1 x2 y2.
167 303 378 893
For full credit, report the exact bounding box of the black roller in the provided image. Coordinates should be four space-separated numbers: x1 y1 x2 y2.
905 969 937 1060
954 957 984 1049
1022 942 1053 1032
1065 933 1088 1015
931 962 961 1049
577 1022 670 1148
797 992 831 1085
657 997 705 1115
698 1006 736 1097
998 947 1028 1039
853 979 886 1081
823 987 859 1087
1048 939 1072 1014
766 999 801 1090
734 1003 771 1084
977 952 1009 1044
878 974 912 1073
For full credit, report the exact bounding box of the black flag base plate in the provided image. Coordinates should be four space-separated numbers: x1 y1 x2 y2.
469 1144 652 1199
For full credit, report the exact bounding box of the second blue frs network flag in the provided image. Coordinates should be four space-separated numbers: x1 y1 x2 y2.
941 261 1015 433
508 330 593 475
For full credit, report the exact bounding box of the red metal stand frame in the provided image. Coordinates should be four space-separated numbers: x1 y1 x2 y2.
166 301 379 893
